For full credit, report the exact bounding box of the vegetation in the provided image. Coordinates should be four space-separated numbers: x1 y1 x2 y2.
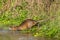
0 0 60 40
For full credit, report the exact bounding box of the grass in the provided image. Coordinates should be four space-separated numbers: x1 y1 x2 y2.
0 0 60 40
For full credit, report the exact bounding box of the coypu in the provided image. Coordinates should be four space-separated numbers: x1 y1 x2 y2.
9 19 38 31
9 16 56 31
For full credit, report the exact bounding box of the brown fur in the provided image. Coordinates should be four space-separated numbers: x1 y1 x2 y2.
9 19 38 31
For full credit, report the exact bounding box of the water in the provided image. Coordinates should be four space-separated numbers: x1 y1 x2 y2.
0 30 37 40
0 30 58 40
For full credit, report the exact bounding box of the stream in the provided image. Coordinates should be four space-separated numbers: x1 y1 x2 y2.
0 30 58 40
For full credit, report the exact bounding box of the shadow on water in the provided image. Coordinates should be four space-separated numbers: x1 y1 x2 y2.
0 30 58 40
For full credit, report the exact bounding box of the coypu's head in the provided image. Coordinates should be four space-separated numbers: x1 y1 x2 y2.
9 26 17 31
26 19 38 25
